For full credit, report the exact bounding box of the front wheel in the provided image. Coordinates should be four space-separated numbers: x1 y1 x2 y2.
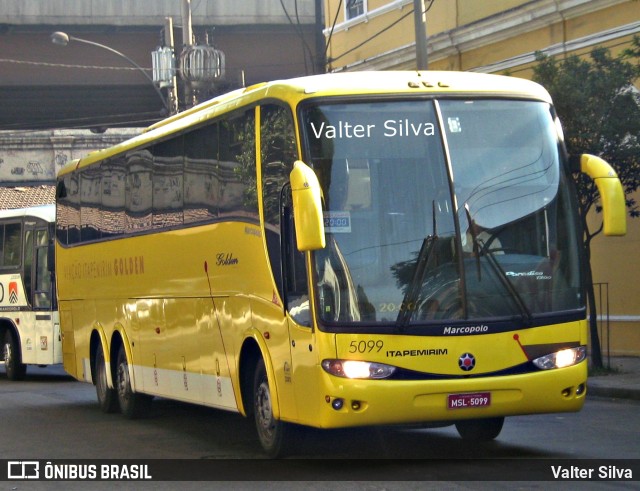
3 330 26 381
455 417 504 441
115 347 152 419
253 358 296 457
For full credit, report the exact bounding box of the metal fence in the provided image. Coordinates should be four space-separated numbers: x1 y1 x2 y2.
594 282 611 369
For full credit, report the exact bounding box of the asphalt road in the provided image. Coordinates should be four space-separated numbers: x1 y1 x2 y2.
0 365 638 490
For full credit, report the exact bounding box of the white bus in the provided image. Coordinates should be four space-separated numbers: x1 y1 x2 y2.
0 204 61 380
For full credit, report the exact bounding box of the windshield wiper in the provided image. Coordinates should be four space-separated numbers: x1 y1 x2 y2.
396 201 439 329
395 235 439 329
464 204 532 325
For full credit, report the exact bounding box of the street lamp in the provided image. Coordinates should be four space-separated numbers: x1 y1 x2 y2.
51 31 170 114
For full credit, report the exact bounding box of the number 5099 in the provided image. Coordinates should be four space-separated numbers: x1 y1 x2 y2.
349 340 384 353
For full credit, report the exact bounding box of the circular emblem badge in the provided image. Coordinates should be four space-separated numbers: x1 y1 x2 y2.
458 353 476 371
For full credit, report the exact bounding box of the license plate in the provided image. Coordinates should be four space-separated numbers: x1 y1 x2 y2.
447 392 491 409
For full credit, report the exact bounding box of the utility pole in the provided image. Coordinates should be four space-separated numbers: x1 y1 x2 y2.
164 17 179 115
182 0 195 108
182 0 194 47
315 0 326 74
152 0 225 112
413 0 428 70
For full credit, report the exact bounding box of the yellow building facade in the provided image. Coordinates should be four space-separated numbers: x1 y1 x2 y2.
323 0 640 356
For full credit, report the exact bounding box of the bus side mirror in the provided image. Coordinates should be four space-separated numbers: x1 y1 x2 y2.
289 160 326 251
579 154 627 236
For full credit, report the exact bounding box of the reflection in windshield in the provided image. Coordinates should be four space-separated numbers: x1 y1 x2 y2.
301 99 582 329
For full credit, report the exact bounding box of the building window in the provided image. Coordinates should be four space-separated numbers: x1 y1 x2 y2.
346 0 365 20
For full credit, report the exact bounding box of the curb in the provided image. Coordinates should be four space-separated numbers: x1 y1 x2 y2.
587 384 640 401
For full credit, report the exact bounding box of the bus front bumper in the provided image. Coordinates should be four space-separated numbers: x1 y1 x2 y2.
295 362 587 429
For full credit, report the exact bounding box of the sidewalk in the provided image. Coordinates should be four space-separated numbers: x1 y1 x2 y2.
587 356 640 401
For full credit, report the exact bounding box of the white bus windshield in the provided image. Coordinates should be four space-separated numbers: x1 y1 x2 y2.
301 98 583 328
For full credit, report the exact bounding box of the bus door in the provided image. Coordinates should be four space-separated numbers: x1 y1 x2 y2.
23 221 60 365
281 191 319 423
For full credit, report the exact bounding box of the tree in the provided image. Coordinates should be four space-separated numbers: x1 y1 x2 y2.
532 37 640 368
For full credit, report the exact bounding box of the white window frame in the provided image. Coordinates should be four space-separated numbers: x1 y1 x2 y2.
326 0 412 35
345 0 367 21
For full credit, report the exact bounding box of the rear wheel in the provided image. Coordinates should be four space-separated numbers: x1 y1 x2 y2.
115 347 152 419
94 347 119 413
3 330 26 381
253 358 296 457
455 417 504 441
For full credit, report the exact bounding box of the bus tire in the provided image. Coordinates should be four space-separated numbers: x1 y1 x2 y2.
3 330 26 381
94 347 119 413
455 417 504 441
115 346 152 419
253 358 296 458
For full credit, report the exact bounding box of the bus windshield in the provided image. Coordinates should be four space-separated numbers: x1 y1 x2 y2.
301 98 583 329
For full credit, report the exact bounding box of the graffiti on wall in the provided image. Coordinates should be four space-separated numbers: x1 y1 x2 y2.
55 153 69 169
0 129 141 183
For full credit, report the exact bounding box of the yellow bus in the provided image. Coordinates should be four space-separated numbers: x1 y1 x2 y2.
55 71 626 456
1 204 60 380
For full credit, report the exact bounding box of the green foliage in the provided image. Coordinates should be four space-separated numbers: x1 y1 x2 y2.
532 37 640 228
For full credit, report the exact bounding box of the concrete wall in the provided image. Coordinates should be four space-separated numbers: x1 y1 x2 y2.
0 129 140 183
0 0 315 26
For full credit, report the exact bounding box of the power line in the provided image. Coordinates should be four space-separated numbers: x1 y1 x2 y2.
328 0 435 64
279 0 315 74
0 111 163 131
0 56 311 73
0 57 152 72
324 0 343 59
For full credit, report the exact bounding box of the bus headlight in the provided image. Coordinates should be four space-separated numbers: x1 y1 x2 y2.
321 359 396 379
532 346 587 370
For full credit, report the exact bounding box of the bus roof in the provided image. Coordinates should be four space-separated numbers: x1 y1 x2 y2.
0 204 55 223
278 70 551 101
145 71 551 131
60 71 553 174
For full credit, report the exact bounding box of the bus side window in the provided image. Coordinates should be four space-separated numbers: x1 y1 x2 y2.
4 223 22 267
101 157 127 238
184 122 220 224
260 103 298 305
218 108 258 219
0 225 4 266
23 228 33 301
125 149 153 233
67 174 81 244
282 187 310 327
152 135 185 229
81 164 102 242
56 173 80 245
35 229 52 309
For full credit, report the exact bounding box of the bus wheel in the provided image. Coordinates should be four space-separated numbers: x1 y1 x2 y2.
253 358 295 457
3 330 26 381
94 347 119 413
115 347 152 419
455 417 504 441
